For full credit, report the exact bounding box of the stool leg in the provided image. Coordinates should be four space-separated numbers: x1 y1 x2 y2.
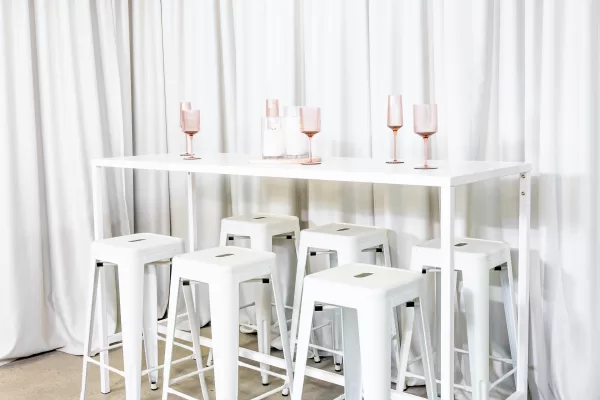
117 262 145 400
206 231 230 368
416 296 438 400
290 241 309 361
502 258 518 370
80 261 100 400
162 274 182 400
341 307 362 400
392 305 405 393
182 282 210 400
332 250 361 372
397 304 414 392
98 264 111 394
271 266 294 391
142 264 159 390
381 235 393 267
358 305 391 400
433 270 442 388
463 268 490 400
210 281 240 400
291 296 315 400
252 232 273 385
219 229 229 246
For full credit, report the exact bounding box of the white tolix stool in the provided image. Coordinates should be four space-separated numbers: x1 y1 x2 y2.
292 264 438 400
289 223 392 371
80 233 209 400
399 238 518 400
205 213 300 386
162 246 294 400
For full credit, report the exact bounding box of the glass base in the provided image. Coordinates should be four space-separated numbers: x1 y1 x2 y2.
184 155 201 160
414 165 437 170
181 153 191 156
386 160 404 164
301 161 321 165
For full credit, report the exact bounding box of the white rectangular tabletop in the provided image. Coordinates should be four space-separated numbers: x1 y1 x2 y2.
93 153 531 187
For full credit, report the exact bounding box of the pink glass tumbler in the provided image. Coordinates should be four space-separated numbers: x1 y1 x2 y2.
182 109 201 160
180 101 192 156
413 104 438 169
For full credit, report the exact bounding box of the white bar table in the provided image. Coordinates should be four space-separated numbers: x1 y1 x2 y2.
91 153 531 400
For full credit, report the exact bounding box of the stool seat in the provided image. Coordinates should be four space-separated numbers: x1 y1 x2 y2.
290 222 393 372
403 237 517 400
291 223 392 371
304 264 423 304
162 246 294 400
81 233 202 400
92 233 184 264
174 246 276 283
216 213 301 389
412 237 510 270
292 263 437 400
221 213 299 238
301 223 388 249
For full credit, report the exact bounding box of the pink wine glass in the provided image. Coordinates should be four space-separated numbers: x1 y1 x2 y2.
182 109 201 160
386 95 403 164
180 101 192 156
413 104 438 169
299 107 321 165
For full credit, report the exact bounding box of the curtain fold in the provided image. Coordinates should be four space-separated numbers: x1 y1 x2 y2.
2 1 599 399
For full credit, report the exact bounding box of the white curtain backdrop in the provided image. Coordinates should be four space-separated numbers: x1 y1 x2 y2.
2 1 599 400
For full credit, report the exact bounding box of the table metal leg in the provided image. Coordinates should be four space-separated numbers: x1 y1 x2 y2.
440 186 455 400
517 172 531 394
186 172 203 325
92 166 111 393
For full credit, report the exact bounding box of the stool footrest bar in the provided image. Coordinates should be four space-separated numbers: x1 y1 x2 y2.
308 343 343 356
238 361 289 381
166 388 201 400
250 384 288 400
156 335 195 352
95 342 123 352
454 348 514 364
170 365 215 385
85 357 125 377
143 355 194 374
240 302 256 310
311 322 332 331
407 355 422 366
404 372 472 393
490 367 516 390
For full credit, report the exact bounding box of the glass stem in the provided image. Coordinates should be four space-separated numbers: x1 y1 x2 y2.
185 134 189 154
393 128 398 162
308 137 313 163
189 135 194 156
423 136 429 168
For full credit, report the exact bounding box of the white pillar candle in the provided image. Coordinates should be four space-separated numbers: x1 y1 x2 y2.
282 107 308 157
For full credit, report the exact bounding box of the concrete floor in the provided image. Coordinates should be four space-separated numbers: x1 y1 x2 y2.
0 327 427 399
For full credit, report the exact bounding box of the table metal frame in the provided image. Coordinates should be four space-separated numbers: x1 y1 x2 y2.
91 153 531 400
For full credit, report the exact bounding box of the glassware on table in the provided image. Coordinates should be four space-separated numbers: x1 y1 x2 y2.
299 107 321 165
282 106 308 158
386 95 404 164
413 104 438 169
180 101 192 156
262 99 285 158
182 109 201 160
266 98 280 118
